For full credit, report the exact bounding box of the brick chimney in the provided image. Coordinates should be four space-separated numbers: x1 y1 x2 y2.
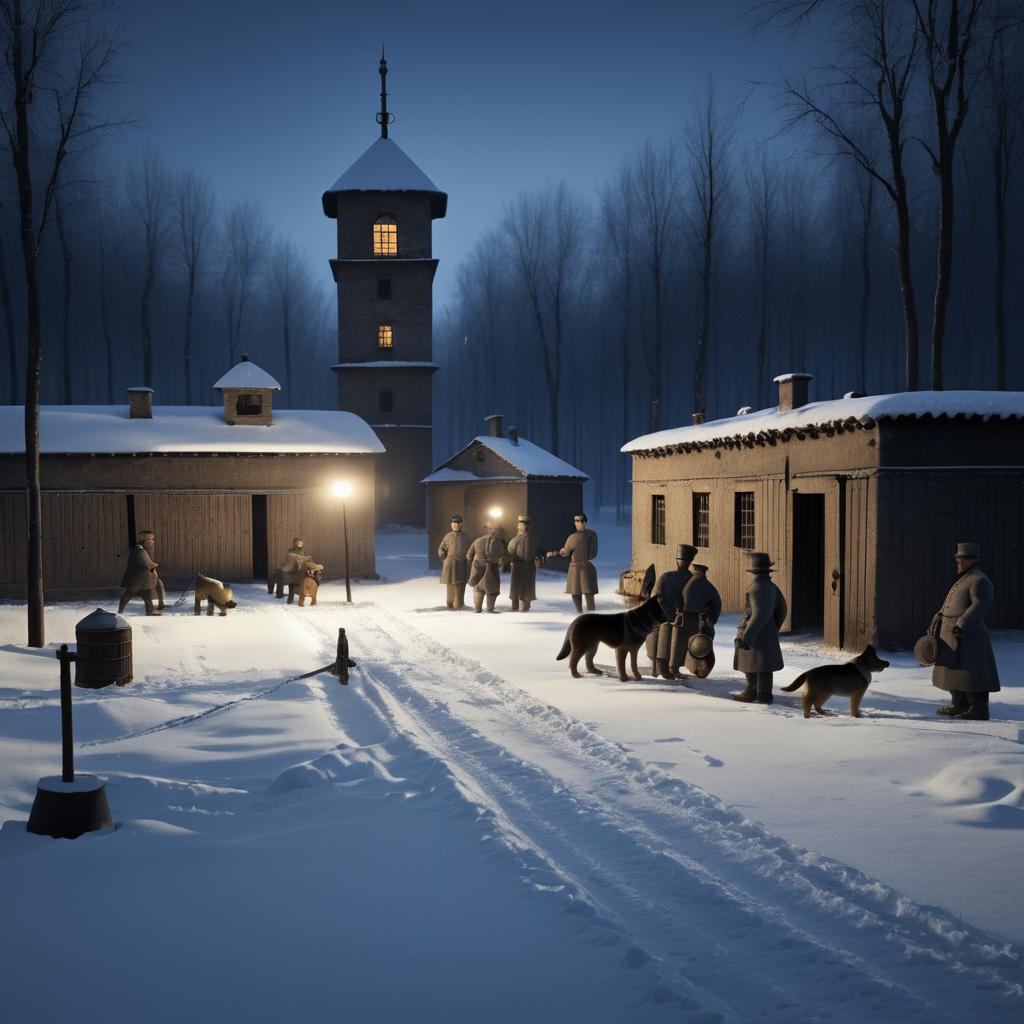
484 414 503 438
692 410 705 425
774 373 814 411
127 386 153 419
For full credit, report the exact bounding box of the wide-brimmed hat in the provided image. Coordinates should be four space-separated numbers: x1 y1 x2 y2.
746 551 774 573
688 633 714 659
955 542 980 559
914 634 939 666
676 544 698 562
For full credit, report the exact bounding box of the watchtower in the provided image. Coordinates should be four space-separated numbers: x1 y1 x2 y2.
322 55 447 526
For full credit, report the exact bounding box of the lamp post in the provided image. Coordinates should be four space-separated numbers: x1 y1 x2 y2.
332 481 353 603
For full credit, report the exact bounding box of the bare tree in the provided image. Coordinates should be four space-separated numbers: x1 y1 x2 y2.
175 169 213 403
630 139 682 430
92 202 115 400
745 147 779 407
221 198 267 366
855 170 876 393
55 193 72 401
269 239 306 399
773 0 924 390
0 0 121 646
502 181 587 456
125 152 167 387
455 230 506 411
0 205 17 403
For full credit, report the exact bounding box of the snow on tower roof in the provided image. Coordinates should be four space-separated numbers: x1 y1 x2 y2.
0 406 384 455
322 138 447 218
425 435 588 483
213 359 281 391
622 390 1024 455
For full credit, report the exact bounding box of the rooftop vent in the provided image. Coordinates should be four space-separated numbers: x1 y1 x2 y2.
692 410 705 426
127 386 153 419
774 372 813 412
508 426 519 446
484 413 503 438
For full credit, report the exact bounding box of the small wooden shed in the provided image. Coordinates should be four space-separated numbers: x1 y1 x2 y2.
622 376 1024 650
423 415 588 569
0 359 384 599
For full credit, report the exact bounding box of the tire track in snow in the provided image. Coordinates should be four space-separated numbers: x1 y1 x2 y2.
319 604 1023 1024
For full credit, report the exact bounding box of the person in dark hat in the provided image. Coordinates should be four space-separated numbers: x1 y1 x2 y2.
732 551 788 704
931 542 1001 720
674 563 722 677
548 513 598 612
506 515 545 612
647 543 697 679
467 521 507 613
438 515 470 610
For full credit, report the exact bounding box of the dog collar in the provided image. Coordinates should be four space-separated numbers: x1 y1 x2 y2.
848 660 871 684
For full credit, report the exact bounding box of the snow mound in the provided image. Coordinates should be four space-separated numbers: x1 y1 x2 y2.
914 757 1024 829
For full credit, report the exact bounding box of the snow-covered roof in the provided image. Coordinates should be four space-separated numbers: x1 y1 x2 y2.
332 361 438 370
212 360 281 391
0 406 384 455
427 435 588 483
322 138 447 218
420 468 521 484
623 390 1024 454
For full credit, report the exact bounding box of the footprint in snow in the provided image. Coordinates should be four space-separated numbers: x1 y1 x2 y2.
702 754 724 767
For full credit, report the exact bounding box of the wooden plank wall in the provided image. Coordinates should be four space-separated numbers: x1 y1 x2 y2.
134 493 252 585
874 471 1022 648
267 491 376 580
0 492 26 588
42 493 128 592
843 476 877 651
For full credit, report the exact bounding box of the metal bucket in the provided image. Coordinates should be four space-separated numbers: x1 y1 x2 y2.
74 608 133 689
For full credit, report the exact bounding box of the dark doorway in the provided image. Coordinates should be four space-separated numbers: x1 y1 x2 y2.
251 495 268 580
125 494 137 548
791 493 825 632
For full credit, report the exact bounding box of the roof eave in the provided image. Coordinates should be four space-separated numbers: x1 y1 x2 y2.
322 188 448 220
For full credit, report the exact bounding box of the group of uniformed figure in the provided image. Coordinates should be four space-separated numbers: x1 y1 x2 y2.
438 513 599 614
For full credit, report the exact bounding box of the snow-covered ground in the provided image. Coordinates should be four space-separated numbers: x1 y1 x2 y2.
1 515 1022 1023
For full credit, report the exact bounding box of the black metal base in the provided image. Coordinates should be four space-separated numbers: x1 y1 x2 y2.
27 775 114 839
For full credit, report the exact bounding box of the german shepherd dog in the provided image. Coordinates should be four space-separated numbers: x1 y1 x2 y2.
556 596 669 681
781 644 890 718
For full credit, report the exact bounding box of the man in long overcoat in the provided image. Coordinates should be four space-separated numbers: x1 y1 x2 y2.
647 544 697 678
931 542 1001 721
732 551 788 704
438 515 470 610
506 515 545 612
118 529 165 615
467 523 507 613
548 514 598 612
675 563 723 677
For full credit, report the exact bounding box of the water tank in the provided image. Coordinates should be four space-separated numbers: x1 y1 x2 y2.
74 608 133 688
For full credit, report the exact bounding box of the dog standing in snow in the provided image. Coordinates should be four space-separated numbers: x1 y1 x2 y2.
780 645 890 718
556 596 668 681
290 562 324 607
194 574 238 617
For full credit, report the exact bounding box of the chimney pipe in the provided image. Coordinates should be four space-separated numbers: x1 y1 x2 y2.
508 426 519 446
484 413 503 438
774 372 813 412
692 410 705 425
127 386 154 419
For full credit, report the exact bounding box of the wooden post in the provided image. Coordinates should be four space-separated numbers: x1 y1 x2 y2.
335 628 350 685
58 645 75 782
343 501 352 603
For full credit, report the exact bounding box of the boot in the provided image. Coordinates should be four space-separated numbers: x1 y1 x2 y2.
521 600 531 612
756 674 774 705
655 659 677 680
473 590 484 613
511 598 520 612
954 707 990 721
486 594 497 613
585 594 595 611
572 595 583 613
732 674 758 703
935 705 959 716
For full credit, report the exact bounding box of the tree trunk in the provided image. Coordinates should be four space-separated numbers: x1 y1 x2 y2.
993 129 1007 391
0 239 18 404
56 201 73 403
98 231 115 402
756 225 768 408
893 183 919 391
858 176 875 394
929 150 955 390
184 264 196 403
141 260 154 386
651 257 663 432
694 226 712 415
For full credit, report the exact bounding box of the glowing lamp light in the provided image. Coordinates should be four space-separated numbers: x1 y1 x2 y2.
332 481 353 500
488 506 502 520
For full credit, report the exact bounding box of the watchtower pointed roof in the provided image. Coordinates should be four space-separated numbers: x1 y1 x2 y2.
213 357 281 391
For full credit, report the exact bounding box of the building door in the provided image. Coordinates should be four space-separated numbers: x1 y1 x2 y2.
791 493 825 632
251 495 268 581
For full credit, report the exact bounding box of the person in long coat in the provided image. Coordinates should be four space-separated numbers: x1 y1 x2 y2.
506 515 545 612
273 538 311 599
675 563 723 677
118 529 165 615
466 523 507 613
647 544 696 678
438 515 470 610
548 514 598 612
931 542 1001 721
731 551 788 704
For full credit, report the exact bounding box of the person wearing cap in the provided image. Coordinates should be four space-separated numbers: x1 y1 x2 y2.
647 544 697 678
438 515 470 610
272 537 312 599
732 551 788 704
548 514 599 612
930 542 1001 721
467 521 508 613
118 529 165 616
506 515 545 612
675 563 723 677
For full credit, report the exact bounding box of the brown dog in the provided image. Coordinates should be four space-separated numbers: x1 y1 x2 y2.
556 596 669 681
781 644 890 718
290 563 324 607
194 574 238 616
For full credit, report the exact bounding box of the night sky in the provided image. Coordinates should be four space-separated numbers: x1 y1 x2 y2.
113 0 806 306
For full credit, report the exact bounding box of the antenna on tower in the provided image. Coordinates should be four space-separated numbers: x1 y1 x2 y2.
377 49 395 139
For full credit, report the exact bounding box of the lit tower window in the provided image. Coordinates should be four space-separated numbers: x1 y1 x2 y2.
373 216 397 255
378 324 394 349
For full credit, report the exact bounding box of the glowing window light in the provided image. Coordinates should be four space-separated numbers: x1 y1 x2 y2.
373 217 397 255
378 324 393 349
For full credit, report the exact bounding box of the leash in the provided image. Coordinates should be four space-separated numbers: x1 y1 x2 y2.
168 574 199 609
